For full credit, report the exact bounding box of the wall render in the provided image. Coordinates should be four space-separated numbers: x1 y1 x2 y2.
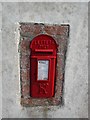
2 2 88 118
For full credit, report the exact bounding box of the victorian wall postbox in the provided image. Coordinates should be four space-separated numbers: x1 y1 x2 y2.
30 34 58 98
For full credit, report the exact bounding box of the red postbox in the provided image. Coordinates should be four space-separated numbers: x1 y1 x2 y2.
30 34 58 98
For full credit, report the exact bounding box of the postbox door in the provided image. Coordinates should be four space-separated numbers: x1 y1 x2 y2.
30 57 56 98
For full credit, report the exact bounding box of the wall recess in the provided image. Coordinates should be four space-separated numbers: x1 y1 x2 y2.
19 23 69 106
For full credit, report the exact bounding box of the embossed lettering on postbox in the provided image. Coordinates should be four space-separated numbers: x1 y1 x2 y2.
30 34 58 98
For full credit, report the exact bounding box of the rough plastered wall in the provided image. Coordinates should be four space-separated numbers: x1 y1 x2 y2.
2 2 88 118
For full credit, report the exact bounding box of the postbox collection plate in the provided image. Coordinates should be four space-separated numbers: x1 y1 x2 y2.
38 60 49 80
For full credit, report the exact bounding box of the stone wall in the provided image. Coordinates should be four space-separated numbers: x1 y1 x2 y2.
19 23 69 106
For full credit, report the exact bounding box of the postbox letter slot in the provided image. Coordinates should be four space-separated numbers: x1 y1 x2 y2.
35 49 53 53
